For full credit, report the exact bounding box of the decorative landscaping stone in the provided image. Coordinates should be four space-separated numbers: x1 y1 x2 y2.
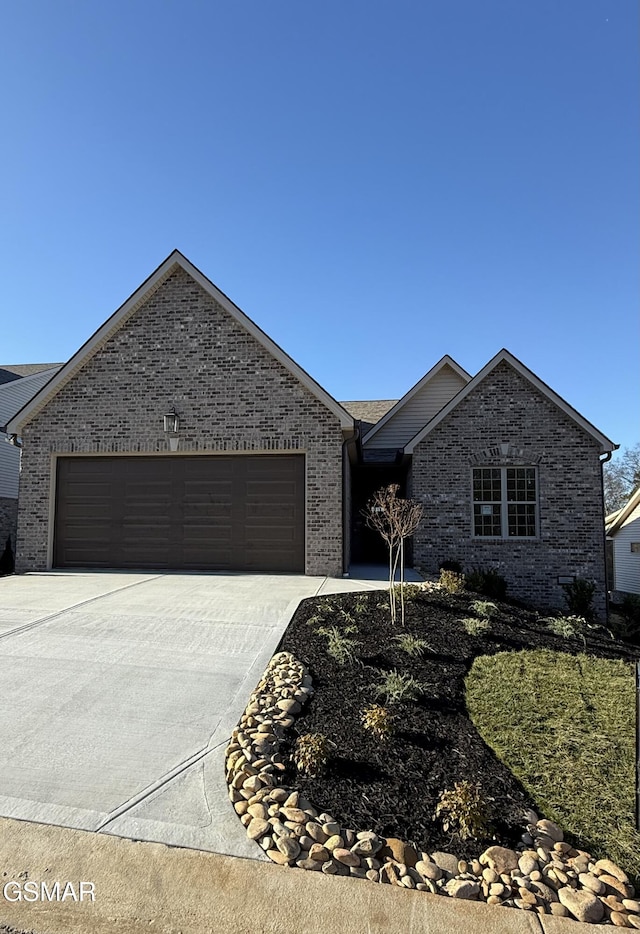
446 879 480 899
558 887 605 924
226 647 636 928
275 835 300 861
379 838 418 867
480 846 518 874
333 848 360 867
415 860 443 882
306 822 328 843
596 860 630 883
247 818 270 840
309 844 330 862
579 873 605 895
431 851 460 875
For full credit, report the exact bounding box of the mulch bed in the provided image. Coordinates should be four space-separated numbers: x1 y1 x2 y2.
277 586 639 861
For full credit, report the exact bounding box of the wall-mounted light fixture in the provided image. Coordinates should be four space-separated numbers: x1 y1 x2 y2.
163 407 180 451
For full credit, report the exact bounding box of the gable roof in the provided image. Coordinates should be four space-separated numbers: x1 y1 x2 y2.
606 486 640 537
340 400 398 425
361 355 471 446
5 251 354 434
404 348 617 455
0 366 62 427
0 363 63 385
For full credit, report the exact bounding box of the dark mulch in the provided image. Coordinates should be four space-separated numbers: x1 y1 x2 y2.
277 587 640 861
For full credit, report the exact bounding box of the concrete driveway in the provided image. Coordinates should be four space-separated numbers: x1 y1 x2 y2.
0 568 412 858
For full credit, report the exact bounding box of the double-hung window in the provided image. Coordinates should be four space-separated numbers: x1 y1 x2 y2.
472 467 537 538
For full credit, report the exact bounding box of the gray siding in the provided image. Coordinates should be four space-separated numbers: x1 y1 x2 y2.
364 365 467 449
0 367 61 498
612 503 640 594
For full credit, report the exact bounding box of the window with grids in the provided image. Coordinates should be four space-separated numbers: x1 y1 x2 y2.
472 467 537 538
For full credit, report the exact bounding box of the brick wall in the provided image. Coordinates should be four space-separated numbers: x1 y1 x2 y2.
411 361 607 617
16 266 344 576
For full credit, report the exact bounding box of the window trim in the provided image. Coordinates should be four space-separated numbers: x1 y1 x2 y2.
470 466 539 540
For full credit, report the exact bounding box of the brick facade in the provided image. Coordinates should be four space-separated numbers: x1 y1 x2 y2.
410 361 607 616
15 266 344 576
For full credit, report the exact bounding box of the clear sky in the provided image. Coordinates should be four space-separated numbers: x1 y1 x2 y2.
1 1 637 453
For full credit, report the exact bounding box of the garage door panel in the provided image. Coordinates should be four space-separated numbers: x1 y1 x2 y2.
54 455 304 572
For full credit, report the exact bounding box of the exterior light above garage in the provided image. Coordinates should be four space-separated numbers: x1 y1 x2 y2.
163 408 180 434
163 408 180 451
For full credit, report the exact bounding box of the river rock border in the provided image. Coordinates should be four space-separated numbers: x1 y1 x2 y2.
225 651 639 927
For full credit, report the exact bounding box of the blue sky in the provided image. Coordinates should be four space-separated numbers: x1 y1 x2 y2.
1 1 637 453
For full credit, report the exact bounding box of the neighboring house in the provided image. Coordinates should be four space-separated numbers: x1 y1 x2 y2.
606 488 640 596
3 251 616 616
0 366 62 549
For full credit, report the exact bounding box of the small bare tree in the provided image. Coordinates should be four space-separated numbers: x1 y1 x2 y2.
364 484 424 625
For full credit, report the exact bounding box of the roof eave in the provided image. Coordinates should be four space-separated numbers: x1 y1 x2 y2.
404 348 616 455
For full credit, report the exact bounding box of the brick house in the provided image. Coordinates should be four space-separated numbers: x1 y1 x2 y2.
4 251 615 613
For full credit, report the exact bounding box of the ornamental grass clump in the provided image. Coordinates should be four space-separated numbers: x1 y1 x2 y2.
470 599 498 619
361 704 395 741
544 615 587 640
393 633 432 657
439 569 466 594
461 617 491 636
373 669 423 705
293 733 332 777
318 625 360 665
435 780 490 841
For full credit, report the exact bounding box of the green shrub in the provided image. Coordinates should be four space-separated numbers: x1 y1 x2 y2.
0 537 14 576
562 578 596 621
361 704 395 741
621 594 640 626
373 669 423 704
465 567 507 599
470 599 498 619
393 633 432 657
439 559 462 573
353 596 369 615
461 617 491 636
544 615 587 639
318 625 360 665
435 781 490 840
439 569 466 594
293 733 332 776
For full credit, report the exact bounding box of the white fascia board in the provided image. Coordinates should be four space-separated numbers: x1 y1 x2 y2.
404 348 617 455
606 487 640 537
7 251 354 433
361 355 471 445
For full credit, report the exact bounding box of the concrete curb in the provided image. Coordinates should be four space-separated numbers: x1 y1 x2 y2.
0 818 607 933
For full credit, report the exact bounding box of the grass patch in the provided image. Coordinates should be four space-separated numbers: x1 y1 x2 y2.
466 649 639 885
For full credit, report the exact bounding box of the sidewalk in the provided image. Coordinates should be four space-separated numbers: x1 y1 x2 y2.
0 817 605 934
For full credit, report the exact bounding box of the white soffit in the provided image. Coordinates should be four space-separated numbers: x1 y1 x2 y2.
6 251 354 433
403 348 616 454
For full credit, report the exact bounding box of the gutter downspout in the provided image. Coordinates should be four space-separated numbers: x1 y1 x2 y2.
600 448 617 615
342 422 360 577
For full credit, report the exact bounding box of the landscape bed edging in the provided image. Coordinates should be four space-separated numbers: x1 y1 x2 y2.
225 650 639 927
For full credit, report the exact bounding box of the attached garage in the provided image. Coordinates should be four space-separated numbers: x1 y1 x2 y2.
53 454 305 572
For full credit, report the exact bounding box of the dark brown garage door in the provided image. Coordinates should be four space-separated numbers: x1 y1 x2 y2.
54 455 305 572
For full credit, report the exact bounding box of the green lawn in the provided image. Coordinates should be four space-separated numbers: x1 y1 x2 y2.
466 649 640 885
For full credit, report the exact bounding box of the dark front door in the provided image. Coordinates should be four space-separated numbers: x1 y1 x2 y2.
54 454 305 572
